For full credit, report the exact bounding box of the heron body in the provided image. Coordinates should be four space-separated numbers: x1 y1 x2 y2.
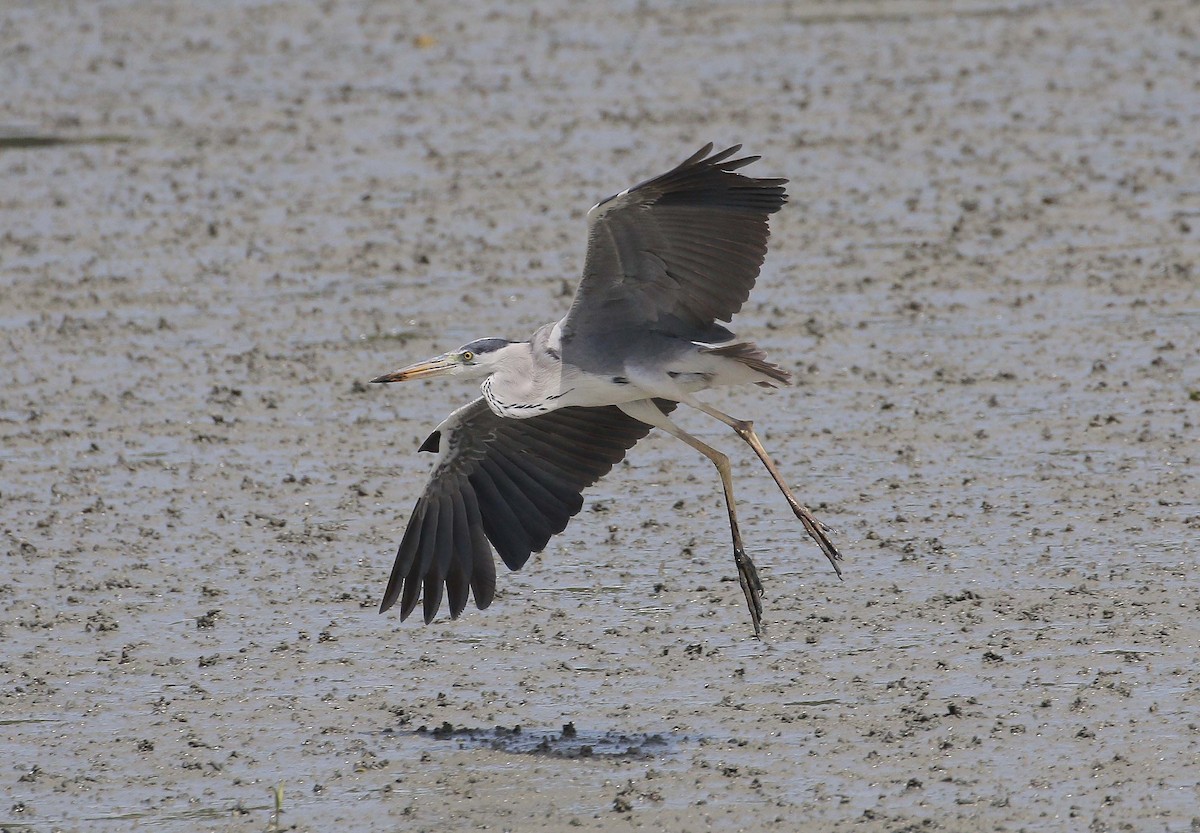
474 327 783 417
372 144 842 635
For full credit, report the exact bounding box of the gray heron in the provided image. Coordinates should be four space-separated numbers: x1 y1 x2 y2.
372 144 842 635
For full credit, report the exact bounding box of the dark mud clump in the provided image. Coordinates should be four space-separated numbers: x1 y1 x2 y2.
407 721 680 758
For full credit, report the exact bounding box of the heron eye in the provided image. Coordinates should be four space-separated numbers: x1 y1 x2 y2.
461 351 475 363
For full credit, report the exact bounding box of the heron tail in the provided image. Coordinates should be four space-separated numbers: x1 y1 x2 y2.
702 341 792 387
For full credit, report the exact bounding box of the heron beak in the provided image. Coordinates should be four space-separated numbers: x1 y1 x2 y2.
371 353 457 384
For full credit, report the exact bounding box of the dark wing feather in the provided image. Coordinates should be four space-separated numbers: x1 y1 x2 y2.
561 143 787 342
380 397 674 622
462 487 496 608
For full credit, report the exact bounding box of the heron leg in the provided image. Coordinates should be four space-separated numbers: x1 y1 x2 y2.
617 399 765 636
684 398 843 578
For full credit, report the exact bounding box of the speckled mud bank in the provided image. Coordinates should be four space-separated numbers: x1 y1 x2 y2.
3 1 1198 831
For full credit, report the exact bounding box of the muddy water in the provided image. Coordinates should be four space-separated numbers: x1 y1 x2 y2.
3 1 1198 831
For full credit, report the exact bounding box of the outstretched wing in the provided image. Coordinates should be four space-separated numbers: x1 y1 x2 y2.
381 397 673 623
561 143 787 342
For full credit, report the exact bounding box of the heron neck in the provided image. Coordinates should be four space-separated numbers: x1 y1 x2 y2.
480 341 558 418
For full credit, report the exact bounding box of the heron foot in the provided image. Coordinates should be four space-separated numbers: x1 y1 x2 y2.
791 505 844 578
734 547 765 637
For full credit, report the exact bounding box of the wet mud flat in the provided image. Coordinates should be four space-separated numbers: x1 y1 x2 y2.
2 1 1198 831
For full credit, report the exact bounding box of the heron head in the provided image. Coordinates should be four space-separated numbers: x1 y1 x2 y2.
371 337 515 383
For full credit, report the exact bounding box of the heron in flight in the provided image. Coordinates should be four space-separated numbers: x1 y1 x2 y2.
372 144 842 635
